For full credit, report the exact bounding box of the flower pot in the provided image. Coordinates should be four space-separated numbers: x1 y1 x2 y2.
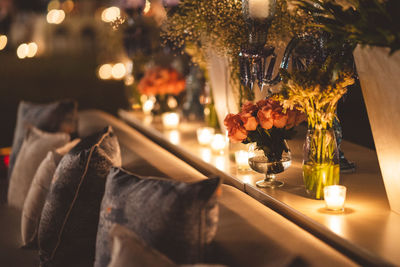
353 45 400 214
302 128 340 199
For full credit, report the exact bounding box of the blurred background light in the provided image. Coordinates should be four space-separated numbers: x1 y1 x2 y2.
101 7 120 23
16 43 29 59
98 64 113 80
0 35 7 51
27 42 38 58
111 63 126 79
47 9 66 24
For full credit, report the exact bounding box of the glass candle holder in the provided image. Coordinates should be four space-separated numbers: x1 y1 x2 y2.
211 134 226 154
142 99 154 115
196 127 215 146
235 150 250 171
162 112 180 129
324 185 346 211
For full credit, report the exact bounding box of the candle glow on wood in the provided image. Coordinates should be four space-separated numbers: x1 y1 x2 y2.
197 127 215 146
324 185 346 211
235 150 250 170
249 0 271 19
162 112 180 129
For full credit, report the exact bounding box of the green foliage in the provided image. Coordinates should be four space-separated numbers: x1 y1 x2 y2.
296 0 400 53
244 126 295 161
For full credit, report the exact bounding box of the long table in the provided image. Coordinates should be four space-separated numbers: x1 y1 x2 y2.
119 110 400 266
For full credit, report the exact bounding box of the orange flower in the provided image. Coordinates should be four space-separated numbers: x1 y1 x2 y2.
257 107 274 130
240 113 258 131
224 114 248 143
241 101 258 114
138 67 186 96
272 107 288 128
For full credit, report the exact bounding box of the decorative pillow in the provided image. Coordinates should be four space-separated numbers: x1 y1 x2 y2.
21 139 80 248
95 167 220 267
8 99 78 178
108 224 226 267
7 127 70 209
38 126 121 267
108 224 177 267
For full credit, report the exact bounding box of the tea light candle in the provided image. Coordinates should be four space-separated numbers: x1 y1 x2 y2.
324 185 347 211
211 134 226 153
162 112 180 129
235 150 250 170
166 130 180 145
248 0 272 19
196 127 215 146
142 99 154 115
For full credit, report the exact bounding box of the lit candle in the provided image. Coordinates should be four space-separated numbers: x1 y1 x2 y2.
248 0 272 19
162 112 180 129
196 127 215 146
211 134 226 153
324 185 346 211
166 130 180 145
142 99 154 115
235 150 250 171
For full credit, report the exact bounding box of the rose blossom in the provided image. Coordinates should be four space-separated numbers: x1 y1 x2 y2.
224 114 248 143
257 107 274 130
240 113 258 131
241 101 258 114
272 107 288 128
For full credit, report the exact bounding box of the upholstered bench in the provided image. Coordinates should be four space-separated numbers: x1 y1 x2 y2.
0 110 357 267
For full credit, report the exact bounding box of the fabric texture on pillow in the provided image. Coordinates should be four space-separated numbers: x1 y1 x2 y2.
7 127 70 210
95 167 220 267
21 138 80 248
108 224 177 267
38 126 121 267
9 99 78 178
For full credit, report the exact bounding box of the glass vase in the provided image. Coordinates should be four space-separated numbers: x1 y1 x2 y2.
302 128 340 199
248 141 291 188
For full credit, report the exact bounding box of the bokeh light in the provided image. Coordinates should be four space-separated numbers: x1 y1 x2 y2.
47 9 66 24
0 35 7 50
27 42 38 58
16 43 29 59
98 64 113 80
111 63 126 80
101 7 120 23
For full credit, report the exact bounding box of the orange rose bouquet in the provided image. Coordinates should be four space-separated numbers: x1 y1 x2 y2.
138 66 186 96
224 98 305 161
137 66 186 114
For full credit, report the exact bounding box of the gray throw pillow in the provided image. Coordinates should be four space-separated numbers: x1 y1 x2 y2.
21 139 80 248
95 167 220 267
38 126 121 267
9 99 78 179
7 127 70 210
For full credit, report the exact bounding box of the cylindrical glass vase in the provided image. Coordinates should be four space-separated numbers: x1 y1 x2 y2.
302 128 340 199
